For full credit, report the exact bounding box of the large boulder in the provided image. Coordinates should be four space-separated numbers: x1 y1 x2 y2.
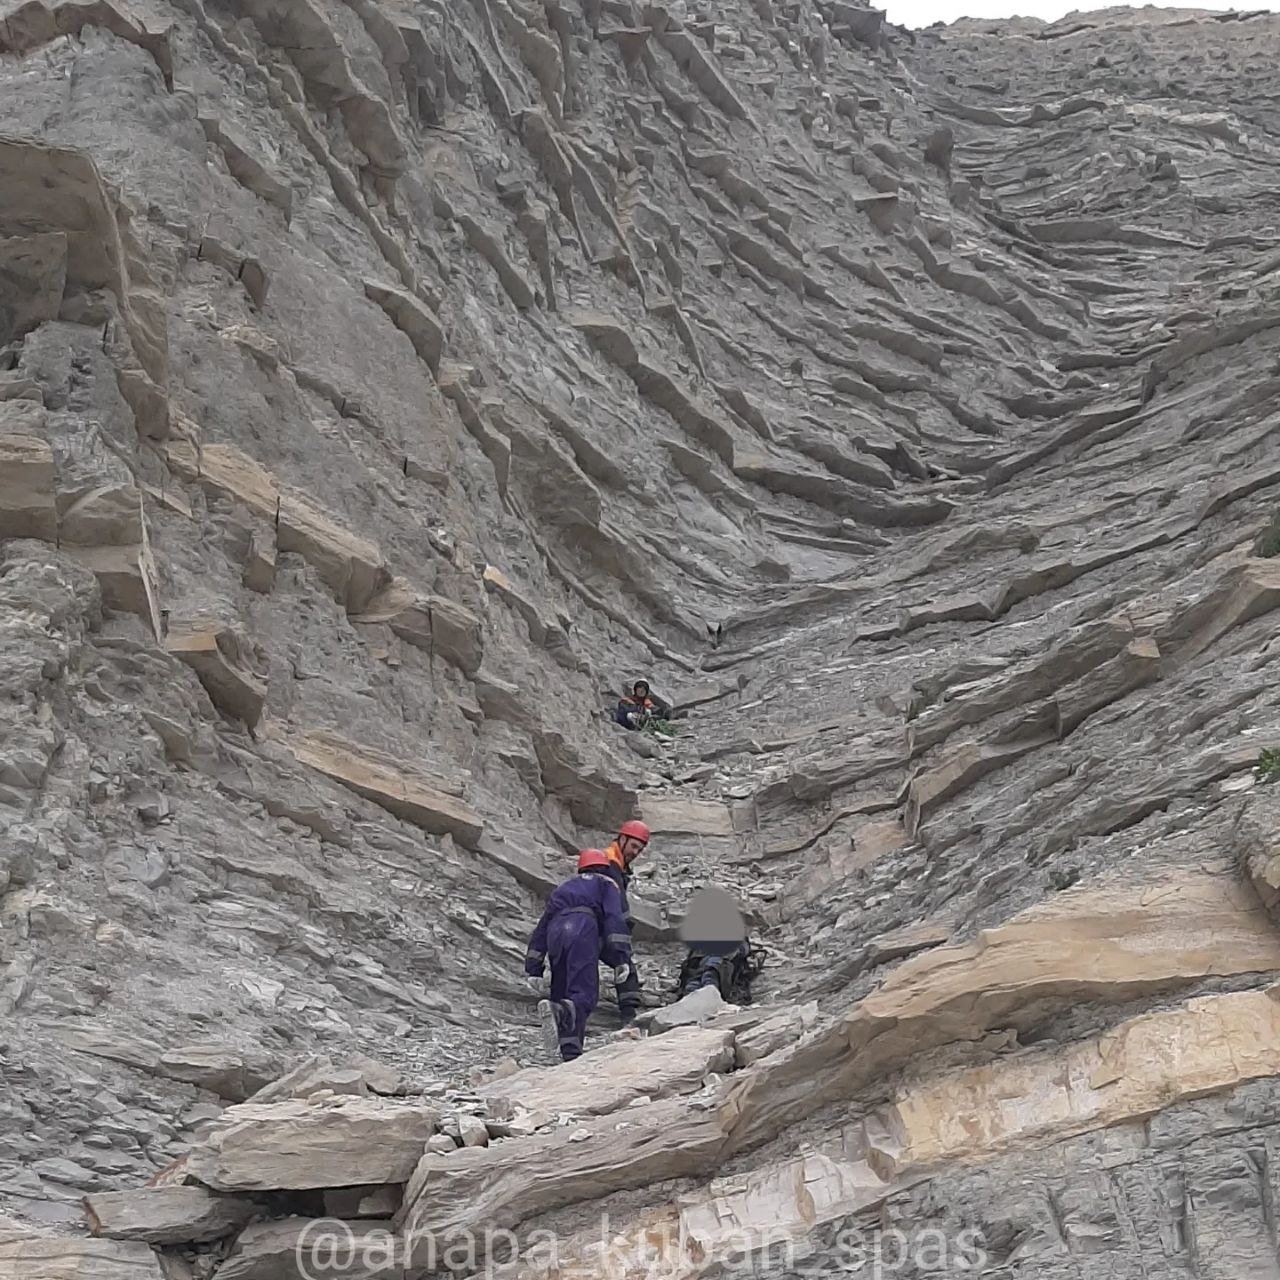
397 1092 734 1263
84 1186 255 1245
0 1221 164 1279
478 1025 735 1118
186 1096 440 1192
648 986 727 1033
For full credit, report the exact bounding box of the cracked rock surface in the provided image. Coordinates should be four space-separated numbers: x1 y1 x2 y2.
4 0 1280 1273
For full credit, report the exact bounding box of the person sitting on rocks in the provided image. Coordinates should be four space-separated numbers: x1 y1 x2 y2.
678 938 759 1005
612 678 672 730
524 849 633 1062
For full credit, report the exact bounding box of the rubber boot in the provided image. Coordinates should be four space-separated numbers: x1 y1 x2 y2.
537 1000 561 1057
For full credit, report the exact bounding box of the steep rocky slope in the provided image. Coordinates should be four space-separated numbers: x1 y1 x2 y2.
4 0 1280 1273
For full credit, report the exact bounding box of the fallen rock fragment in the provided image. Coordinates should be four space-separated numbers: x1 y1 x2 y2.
345 1053 404 1095
186 1095 440 1192
441 1112 490 1147
647 985 727 1032
397 1093 732 1256
0 1224 165 1279
477 1025 735 1116
733 1002 819 1067
246 1055 370 1104
83 1185 255 1244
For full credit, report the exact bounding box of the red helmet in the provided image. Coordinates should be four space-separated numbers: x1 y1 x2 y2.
577 848 610 872
618 820 650 844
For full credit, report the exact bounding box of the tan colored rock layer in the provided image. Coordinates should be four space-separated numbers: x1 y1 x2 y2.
164 439 488 673
356 579 484 675
720 871 1280 1155
277 489 388 614
67 537 162 639
165 622 267 727
285 729 485 848
872 985 1280 1178
493 988 1280 1279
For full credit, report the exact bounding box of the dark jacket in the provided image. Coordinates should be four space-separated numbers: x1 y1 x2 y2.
679 940 757 1003
613 690 672 726
598 851 633 928
524 872 632 975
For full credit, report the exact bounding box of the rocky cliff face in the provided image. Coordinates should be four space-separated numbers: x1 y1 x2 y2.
4 0 1280 1274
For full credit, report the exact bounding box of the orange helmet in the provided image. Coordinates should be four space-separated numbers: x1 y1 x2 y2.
619 820 650 844
577 848 610 872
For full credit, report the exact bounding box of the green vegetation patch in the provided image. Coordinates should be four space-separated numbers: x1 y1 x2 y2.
1255 747 1280 785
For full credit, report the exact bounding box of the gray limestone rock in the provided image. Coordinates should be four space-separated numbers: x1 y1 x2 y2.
647 986 728 1033
4 0 1280 1274
214 1217 403 1280
0 1219 165 1278
83 1186 255 1244
185 1097 440 1192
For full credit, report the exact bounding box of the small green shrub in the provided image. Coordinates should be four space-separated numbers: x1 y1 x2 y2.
1256 747 1280 785
643 718 676 739
1253 511 1280 558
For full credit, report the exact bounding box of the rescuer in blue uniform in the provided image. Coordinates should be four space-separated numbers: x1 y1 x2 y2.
524 849 633 1061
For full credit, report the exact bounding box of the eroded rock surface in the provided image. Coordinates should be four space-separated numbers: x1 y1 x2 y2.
5 0 1280 1276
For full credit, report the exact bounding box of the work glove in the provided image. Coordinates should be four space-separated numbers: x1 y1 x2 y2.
613 965 632 985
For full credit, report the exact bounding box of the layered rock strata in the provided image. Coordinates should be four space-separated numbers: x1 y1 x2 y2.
4 0 1280 1276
